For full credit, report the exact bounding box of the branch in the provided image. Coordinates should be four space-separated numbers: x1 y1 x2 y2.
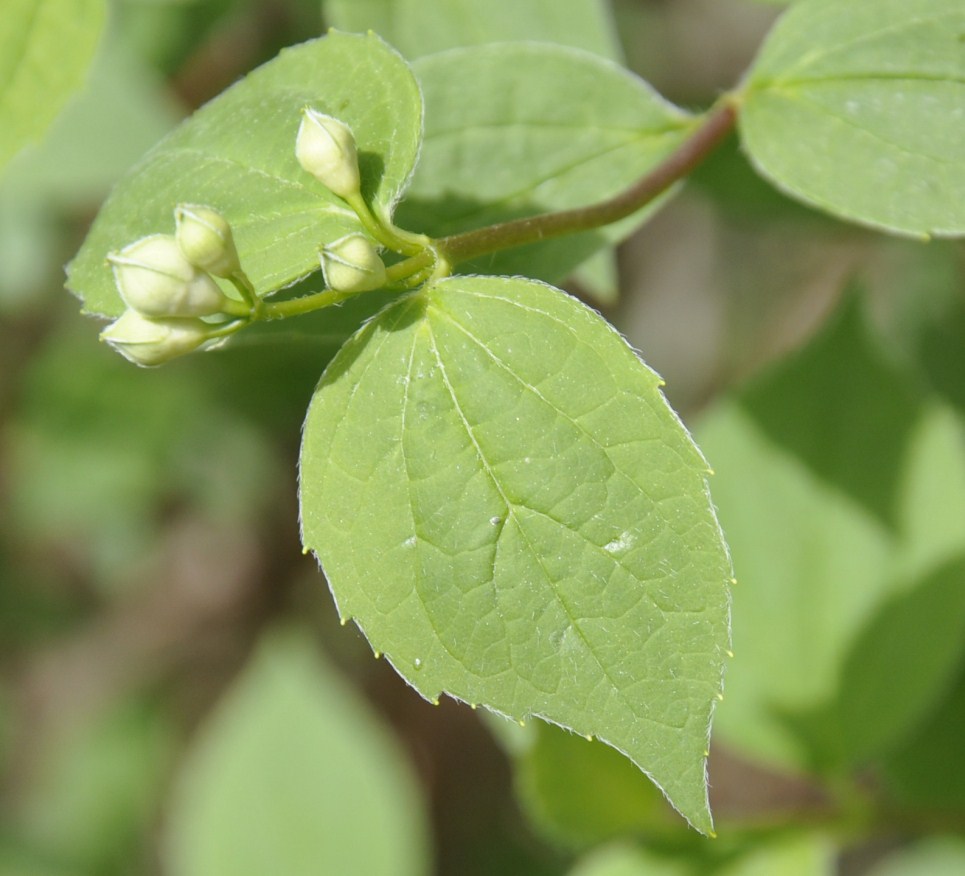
438 98 739 266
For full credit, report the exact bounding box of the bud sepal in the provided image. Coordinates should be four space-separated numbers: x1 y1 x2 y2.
295 108 361 199
99 310 212 367
108 235 232 317
174 204 241 277
320 234 387 293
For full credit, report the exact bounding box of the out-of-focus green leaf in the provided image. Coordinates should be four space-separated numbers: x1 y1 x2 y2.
737 296 921 527
68 30 423 316
300 275 732 833
698 294 965 772
324 0 620 59
568 844 691 876
165 629 430 876
567 833 833 876
795 556 965 765
7 320 279 594
15 696 174 874
867 838 965 876
740 0 965 238
883 665 965 809
0 31 183 206
402 43 694 283
516 723 679 850
0 0 106 172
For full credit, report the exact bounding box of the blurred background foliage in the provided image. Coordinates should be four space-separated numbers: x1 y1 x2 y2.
1 1 964 874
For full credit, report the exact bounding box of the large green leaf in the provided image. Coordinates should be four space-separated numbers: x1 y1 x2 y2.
324 0 620 60
67 30 423 317
165 629 430 876
300 275 732 833
0 0 106 172
740 0 965 238
400 43 695 283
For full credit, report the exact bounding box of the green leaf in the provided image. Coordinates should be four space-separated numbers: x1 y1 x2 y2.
15 695 173 874
738 296 922 528
698 295 965 772
0 29 182 207
300 275 732 833
740 0 965 238
165 628 430 876
0 0 106 173
568 844 691 876
515 723 680 850
882 662 965 809
324 0 621 60
400 43 695 283
67 30 423 317
830 555 965 763
567 834 833 876
867 839 965 876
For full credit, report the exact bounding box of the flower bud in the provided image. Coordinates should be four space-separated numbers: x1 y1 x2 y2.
321 234 387 293
295 108 360 198
174 204 240 277
100 310 211 367
108 235 231 318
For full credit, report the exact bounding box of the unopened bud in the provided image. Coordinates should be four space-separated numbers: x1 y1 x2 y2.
108 235 230 317
174 204 240 277
295 108 360 198
321 234 387 293
100 310 211 367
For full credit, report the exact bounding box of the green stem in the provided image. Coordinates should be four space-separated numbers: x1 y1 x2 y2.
256 250 436 320
221 297 253 319
346 192 428 257
437 97 739 266
260 287 365 320
227 270 258 311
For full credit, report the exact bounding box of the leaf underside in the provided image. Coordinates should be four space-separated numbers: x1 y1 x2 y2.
300 275 732 832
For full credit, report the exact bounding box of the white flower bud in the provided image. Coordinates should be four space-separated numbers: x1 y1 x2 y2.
295 108 361 199
108 235 230 317
174 204 240 277
321 234 387 293
100 310 211 367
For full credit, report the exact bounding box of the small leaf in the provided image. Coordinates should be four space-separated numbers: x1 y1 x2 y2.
0 0 106 172
165 629 430 876
401 43 695 283
67 30 423 316
740 0 965 237
324 0 621 60
300 275 732 832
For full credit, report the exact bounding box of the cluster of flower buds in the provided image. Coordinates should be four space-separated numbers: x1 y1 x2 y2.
100 205 247 367
295 108 389 294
